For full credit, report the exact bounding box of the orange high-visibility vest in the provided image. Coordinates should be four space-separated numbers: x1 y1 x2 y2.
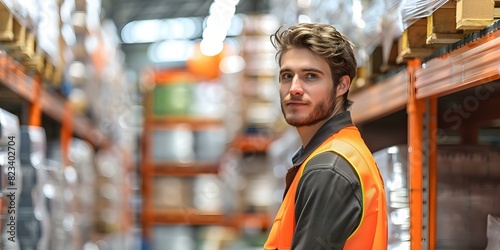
264 126 387 250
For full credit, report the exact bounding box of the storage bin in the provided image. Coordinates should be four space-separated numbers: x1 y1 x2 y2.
153 83 194 116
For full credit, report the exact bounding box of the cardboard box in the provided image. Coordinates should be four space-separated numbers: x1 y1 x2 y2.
427 1 465 44
456 0 495 30
397 19 435 63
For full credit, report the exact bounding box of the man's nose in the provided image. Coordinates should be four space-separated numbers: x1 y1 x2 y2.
289 76 303 95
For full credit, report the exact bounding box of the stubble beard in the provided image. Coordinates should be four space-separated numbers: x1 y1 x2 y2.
281 96 336 127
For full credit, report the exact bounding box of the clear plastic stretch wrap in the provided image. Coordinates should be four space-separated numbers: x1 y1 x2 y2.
373 145 410 250
374 144 500 250
19 126 47 250
486 214 500 250
401 0 450 29
270 0 449 65
0 108 22 250
0 0 39 31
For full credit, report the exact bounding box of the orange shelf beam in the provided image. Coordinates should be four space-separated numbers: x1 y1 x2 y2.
152 162 219 176
149 209 270 229
147 115 224 130
233 134 274 153
415 29 500 99
0 52 35 101
350 69 408 125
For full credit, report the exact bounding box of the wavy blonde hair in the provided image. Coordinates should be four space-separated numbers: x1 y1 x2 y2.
270 23 356 110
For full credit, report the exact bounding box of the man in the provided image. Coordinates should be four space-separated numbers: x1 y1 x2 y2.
264 23 388 250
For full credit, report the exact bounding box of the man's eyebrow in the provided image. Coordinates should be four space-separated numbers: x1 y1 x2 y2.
279 67 325 74
302 68 324 74
279 67 291 74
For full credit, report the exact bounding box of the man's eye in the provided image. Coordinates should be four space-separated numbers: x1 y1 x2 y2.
281 73 292 80
306 73 318 79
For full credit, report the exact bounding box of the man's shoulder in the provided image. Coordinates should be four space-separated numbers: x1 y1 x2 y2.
303 151 360 184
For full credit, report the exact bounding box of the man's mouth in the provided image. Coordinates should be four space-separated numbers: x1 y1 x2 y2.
285 101 308 107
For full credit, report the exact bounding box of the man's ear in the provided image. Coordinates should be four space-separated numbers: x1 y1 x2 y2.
336 75 351 97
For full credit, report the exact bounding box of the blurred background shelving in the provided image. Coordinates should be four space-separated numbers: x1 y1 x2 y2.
2 0 500 249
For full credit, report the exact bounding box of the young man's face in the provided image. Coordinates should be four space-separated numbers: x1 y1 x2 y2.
279 48 336 127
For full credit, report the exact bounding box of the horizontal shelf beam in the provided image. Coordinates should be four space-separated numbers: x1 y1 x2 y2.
350 69 409 124
416 29 500 99
0 52 35 101
232 134 274 153
151 163 219 176
146 115 224 129
147 209 270 229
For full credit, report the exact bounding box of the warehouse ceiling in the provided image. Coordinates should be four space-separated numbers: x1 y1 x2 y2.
101 0 271 31
100 0 271 71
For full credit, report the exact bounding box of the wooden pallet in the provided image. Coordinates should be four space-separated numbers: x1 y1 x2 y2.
397 19 435 63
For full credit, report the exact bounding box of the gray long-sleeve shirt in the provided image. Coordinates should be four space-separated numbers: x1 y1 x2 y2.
283 112 363 250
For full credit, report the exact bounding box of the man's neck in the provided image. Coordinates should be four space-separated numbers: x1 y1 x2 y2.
296 120 328 148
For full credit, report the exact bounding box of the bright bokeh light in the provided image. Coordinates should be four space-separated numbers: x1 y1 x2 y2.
201 0 240 56
209 0 236 17
60 0 74 24
132 19 162 43
219 55 245 74
202 26 227 42
162 17 202 40
68 61 87 79
227 14 244 36
200 39 223 56
120 21 135 43
387 146 399 154
123 3 244 61
297 0 311 8
61 24 76 45
258 15 280 34
352 0 366 29
223 37 242 54
298 14 311 23
121 16 234 44
121 19 163 43
85 35 99 54
71 11 87 29
206 12 231 28
86 0 101 30
147 40 195 63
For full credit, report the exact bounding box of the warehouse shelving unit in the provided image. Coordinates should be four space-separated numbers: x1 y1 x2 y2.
349 18 500 250
140 67 271 247
0 52 108 163
1 0 137 246
411 23 500 250
141 94 227 236
0 50 135 248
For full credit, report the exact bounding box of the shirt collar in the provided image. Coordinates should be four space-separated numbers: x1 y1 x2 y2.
291 111 354 167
